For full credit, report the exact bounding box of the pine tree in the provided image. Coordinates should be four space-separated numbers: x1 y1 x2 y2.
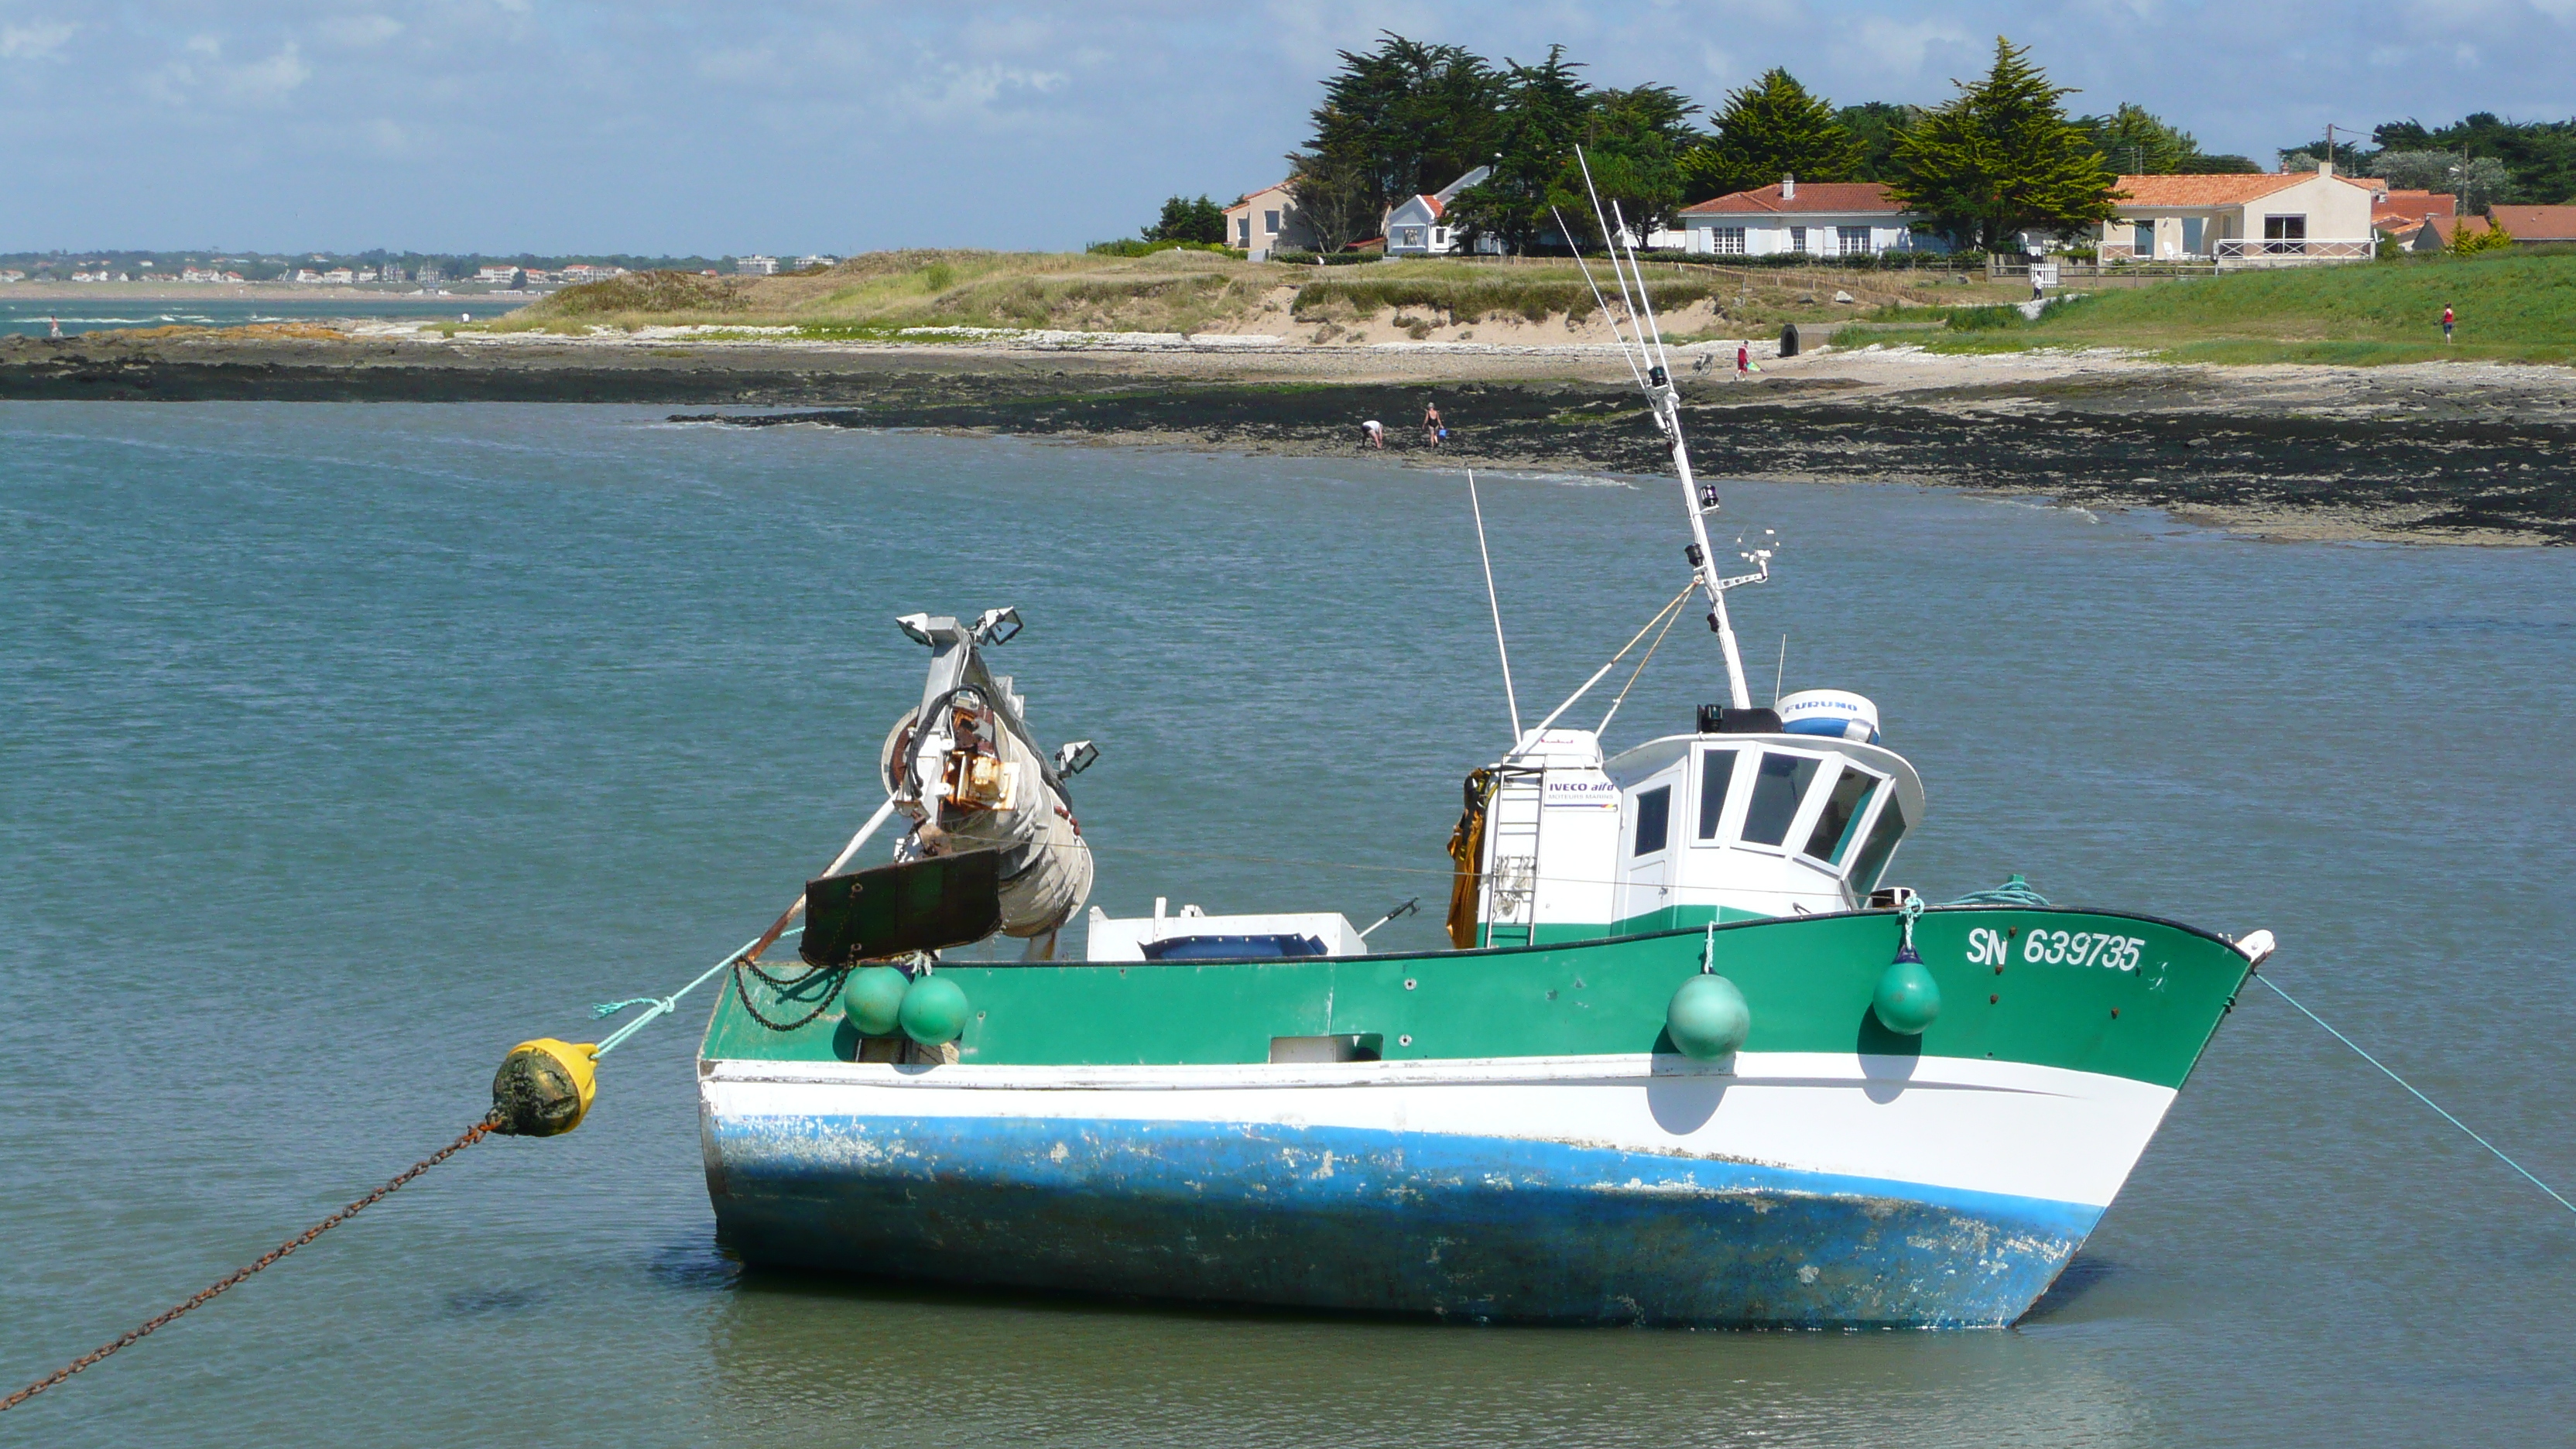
1446 48 1591 255
1889 39 2119 252
1684 69 1864 200
1286 33 1500 251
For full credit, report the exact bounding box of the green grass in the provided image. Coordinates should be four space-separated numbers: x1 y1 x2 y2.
1832 252 2576 365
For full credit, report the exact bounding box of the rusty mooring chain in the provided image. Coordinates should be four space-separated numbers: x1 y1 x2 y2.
0 1118 495 1414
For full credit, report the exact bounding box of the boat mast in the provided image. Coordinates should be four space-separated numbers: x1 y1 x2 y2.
1567 154 1766 711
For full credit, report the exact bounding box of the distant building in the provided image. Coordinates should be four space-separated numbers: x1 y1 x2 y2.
734 255 779 276
180 267 224 283
293 269 324 283
416 265 446 284
796 254 839 270
1223 182 1319 261
476 265 522 285
322 268 357 284
2100 168 2379 264
562 264 626 283
2486 205 2576 245
1383 166 1491 258
0 270 24 283
1677 177 1943 258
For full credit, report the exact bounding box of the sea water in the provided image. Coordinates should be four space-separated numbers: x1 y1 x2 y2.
2 403 2571 1447
0 295 521 337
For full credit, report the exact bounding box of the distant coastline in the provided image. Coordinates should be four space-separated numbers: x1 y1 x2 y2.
2 321 2566 546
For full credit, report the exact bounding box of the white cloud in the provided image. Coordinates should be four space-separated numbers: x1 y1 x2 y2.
1841 19 1973 81
0 20 74 60
318 15 405 50
142 35 311 108
224 42 311 104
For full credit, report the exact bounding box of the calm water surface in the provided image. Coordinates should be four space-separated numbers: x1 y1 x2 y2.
2 404 2571 1447
0 294 522 337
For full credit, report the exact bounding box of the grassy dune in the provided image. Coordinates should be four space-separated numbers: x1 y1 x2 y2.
1838 251 2576 365
505 249 2013 340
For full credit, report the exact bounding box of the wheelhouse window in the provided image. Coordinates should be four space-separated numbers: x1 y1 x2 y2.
1696 749 1739 841
1848 798 1909 890
1740 753 1819 847
1634 786 1672 857
1802 765 1880 865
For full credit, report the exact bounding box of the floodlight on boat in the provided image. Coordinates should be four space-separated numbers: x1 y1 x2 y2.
971 607 1023 646
1054 739 1099 777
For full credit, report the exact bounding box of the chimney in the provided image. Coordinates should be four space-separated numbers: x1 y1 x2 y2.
1782 174 1796 200
2318 160 2335 178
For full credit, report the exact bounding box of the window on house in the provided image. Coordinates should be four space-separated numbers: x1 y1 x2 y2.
2263 214 2307 254
2183 217 2207 253
1710 227 1745 255
1634 786 1672 858
2133 222 2154 253
1264 210 1282 235
1838 226 1870 255
1236 217 1251 246
1789 226 1807 253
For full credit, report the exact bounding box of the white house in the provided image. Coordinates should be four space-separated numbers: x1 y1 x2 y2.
733 255 779 276
1384 166 1492 257
1224 181 1319 261
1676 178 1942 257
475 265 521 285
2099 169 2379 264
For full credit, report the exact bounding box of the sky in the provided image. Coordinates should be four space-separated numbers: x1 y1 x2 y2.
2 1 2570 256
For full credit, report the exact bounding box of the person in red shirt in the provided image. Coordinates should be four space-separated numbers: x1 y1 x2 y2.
2442 305 2455 344
1735 341 1750 381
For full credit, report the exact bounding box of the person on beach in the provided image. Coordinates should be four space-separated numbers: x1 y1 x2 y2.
1736 341 1750 382
1361 419 1384 449
47 314 63 340
2442 304 2454 344
1423 402 1444 449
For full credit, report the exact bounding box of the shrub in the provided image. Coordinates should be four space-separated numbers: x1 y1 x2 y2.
1083 238 1241 259
541 270 753 317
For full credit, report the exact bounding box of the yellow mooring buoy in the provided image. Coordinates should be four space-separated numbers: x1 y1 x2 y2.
488 1038 598 1137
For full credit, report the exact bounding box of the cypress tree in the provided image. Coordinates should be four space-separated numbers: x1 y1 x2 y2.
1685 69 1864 200
1889 38 2119 252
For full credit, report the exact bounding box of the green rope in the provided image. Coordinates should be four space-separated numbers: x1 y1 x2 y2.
1945 874 2051 907
591 927 802 1058
2256 972 2576 1218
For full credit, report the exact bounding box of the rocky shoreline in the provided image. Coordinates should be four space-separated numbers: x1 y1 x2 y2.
5 328 2570 543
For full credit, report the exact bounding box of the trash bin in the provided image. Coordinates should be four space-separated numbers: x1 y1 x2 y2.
1779 324 1801 358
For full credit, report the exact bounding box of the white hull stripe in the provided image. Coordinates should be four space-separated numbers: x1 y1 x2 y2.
701 1050 2175 1209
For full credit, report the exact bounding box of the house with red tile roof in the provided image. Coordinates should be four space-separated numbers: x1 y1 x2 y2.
2100 168 2379 264
2371 189 2457 235
2486 205 2576 244
1385 166 1492 257
1674 177 1943 258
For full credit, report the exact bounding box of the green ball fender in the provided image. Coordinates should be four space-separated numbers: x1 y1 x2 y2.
1666 974 1752 1060
1872 951 1942 1035
899 973 971 1046
840 965 911 1037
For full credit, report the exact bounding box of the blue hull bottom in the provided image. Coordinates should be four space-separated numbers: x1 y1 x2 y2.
704 1114 2101 1326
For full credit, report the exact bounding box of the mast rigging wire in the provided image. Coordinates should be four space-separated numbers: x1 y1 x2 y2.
1464 468 1522 742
